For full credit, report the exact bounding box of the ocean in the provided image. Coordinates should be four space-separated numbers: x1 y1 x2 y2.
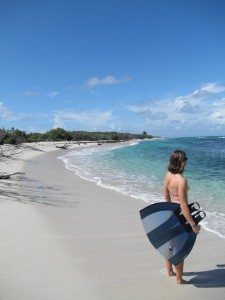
59 136 225 238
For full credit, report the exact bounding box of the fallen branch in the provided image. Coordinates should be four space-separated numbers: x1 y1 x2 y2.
0 145 22 160
54 140 71 149
55 144 70 149
0 172 25 179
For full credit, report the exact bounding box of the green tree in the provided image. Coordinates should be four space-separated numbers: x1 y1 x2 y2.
46 128 72 141
142 131 147 136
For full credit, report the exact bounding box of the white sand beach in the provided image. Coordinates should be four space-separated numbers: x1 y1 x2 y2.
0 142 225 299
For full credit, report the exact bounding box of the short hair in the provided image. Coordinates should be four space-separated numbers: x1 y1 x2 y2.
168 150 187 174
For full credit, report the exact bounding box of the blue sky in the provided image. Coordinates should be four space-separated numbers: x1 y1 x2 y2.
1 0 225 137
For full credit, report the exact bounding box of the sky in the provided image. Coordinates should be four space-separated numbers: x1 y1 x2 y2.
1 0 225 137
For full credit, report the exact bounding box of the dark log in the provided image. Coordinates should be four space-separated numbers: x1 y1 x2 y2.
0 172 25 179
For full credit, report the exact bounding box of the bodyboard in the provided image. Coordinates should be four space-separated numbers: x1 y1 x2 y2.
139 202 206 265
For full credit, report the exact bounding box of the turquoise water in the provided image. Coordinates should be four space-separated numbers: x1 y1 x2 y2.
59 137 225 238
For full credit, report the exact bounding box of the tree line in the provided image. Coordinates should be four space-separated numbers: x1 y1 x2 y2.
0 127 156 145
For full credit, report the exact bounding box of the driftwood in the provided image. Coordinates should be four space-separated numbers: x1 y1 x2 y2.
54 140 71 149
55 144 70 149
0 172 25 179
0 145 22 159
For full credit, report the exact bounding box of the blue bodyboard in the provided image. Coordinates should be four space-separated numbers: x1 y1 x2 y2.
140 202 206 265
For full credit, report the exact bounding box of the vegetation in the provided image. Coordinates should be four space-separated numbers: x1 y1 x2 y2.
0 128 27 145
0 127 157 180
0 127 155 145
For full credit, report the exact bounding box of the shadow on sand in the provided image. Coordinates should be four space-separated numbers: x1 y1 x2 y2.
0 174 81 207
184 265 225 287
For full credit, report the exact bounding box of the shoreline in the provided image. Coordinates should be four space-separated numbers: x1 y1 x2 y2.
0 143 225 299
56 141 225 240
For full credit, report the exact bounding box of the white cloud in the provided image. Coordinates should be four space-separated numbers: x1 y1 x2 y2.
126 105 148 113
213 98 225 107
208 109 225 126
126 82 225 136
0 102 52 131
126 104 168 121
85 75 130 88
47 91 59 98
23 90 59 98
53 109 113 129
0 102 15 121
108 122 122 132
23 91 40 97
174 98 201 114
201 82 225 94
